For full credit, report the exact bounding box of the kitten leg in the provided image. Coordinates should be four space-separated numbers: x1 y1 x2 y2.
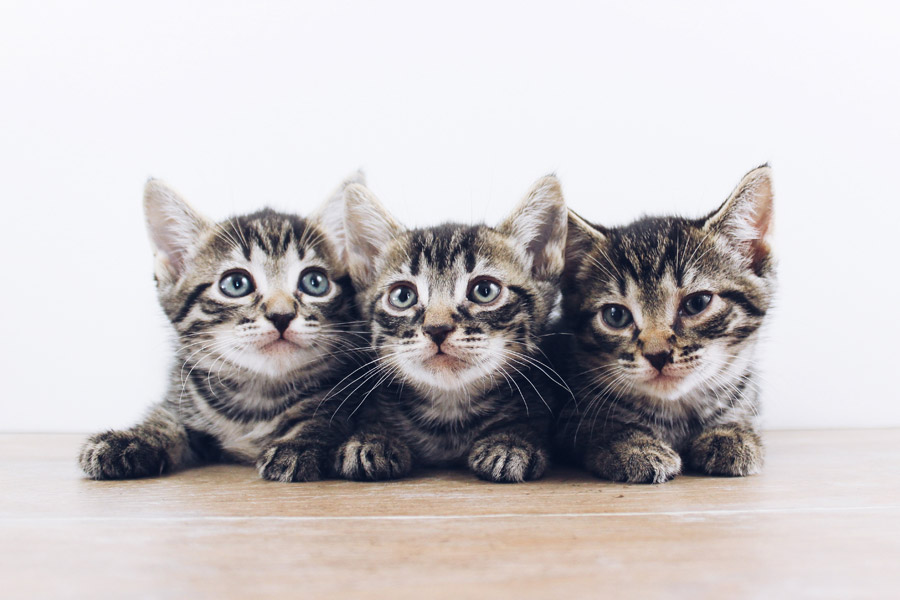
258 417 347 483
257 441 332 483
583 427 682 484
79 404 189 480
333 427 413 482
686 426 763 476
468 425 550 483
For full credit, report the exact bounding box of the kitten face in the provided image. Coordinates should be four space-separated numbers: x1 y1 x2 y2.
145 181 358 382
565 166 775 403
365 226 550 394
343 177 567 400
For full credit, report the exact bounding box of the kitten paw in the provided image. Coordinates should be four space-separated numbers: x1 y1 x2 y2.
335 433 413 481
79 431 169 480
587 433 681 483
468 434 548 483
257 442 328 482
687 428 763 476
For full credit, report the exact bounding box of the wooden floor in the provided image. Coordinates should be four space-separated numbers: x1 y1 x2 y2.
1 431 898 599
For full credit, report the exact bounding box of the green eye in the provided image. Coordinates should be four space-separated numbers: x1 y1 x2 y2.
601 304 632 329
682 292 712 316
388 284 418 310
469 279 501 304
299 269 330 296
219 270 255 298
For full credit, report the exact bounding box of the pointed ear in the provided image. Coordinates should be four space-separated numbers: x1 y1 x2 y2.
703 165 774 273
143 178 211 284
311 169 366 265
497 175 568 281
343 183 403 286
564 208 608 280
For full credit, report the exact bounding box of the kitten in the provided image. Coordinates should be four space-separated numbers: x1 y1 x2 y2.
555 165 775 483
329 177 568 483
79 175 364 482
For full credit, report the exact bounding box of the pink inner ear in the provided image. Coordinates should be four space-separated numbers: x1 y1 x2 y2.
746 180 774 273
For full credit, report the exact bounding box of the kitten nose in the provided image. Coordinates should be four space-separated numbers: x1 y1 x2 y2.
424 324 455 347
267 312 295 335
644 351 673 372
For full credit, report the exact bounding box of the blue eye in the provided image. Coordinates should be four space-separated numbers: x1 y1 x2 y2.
682 292 712 316
469 279 501 304
299 269 330 296
601 304 632 329
219 270 255 298
388 284 418 309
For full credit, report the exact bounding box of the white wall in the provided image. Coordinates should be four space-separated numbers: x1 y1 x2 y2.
1 1 898 432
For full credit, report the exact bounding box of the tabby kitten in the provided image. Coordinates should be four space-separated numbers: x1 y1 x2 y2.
79 175 363 482
330 177 568 483
556 165 775 483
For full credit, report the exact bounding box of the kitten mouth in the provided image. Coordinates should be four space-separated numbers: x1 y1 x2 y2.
423 352 468 371
643 372 686 390
259 338 302 353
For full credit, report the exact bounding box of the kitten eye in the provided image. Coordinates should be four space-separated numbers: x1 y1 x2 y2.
388 283 418 310
468 278 501 304
219 270 255 298
299 269 330 297
681 292 713 316
601 304 633 329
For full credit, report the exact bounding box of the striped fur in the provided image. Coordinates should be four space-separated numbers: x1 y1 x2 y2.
333 177 568 483
79 175 365 482
555 166 776 483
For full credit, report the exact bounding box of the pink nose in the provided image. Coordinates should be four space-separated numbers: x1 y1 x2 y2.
644 351 673 372
424 324 454 347
266 312 295 334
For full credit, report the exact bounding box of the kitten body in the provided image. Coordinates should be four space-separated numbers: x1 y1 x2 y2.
79 176 363 482
556 166 775 483
332 177 569 483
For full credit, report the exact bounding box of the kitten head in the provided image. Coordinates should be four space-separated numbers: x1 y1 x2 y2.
343 176 567 396
144 173 363 381
564 165 775 403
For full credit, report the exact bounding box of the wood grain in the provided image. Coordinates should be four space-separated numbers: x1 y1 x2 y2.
1 430 898 599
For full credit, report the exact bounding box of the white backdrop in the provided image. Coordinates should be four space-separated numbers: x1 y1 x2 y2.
1 1 898 432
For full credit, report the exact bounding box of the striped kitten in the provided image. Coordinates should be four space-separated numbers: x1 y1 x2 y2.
79 176 363 482
556 166 775 483
331 177 568 483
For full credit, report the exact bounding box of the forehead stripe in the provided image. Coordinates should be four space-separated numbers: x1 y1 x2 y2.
465 248 476 273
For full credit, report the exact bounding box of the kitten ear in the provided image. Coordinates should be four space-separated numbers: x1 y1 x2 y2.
497 175 568 281
311 169 367 265
703 165 774 273
343 182 404 286
143 178 211 284
564 208 608 277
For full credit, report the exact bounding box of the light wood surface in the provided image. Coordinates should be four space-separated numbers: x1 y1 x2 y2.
1 430 898 599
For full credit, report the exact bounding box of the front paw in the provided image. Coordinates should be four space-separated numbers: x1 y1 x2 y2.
335 433 412 481
687 428 763 476
468 434 548 483
79 431 169 480
587 433 681 483
257 442 328 482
